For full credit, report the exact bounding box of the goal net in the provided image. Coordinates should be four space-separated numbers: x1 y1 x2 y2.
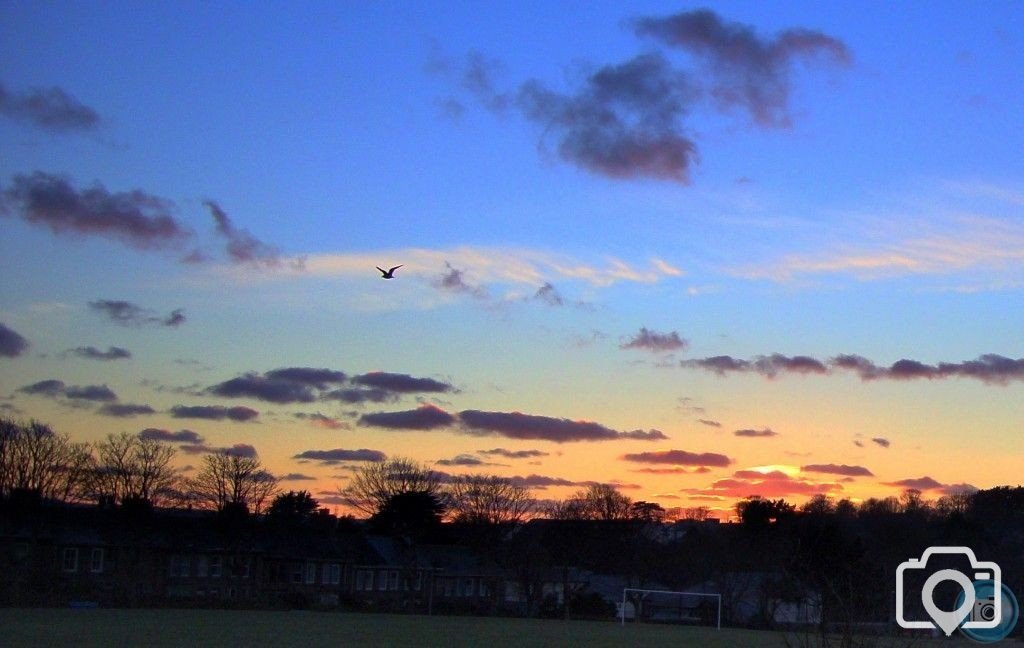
621 588 721 629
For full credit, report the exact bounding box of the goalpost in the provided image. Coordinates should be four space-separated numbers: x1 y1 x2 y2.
621 588 722 630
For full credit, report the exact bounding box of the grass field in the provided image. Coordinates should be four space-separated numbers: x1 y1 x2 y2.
0 609 985 647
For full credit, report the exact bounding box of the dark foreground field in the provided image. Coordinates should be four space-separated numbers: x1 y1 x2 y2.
0 609 981 648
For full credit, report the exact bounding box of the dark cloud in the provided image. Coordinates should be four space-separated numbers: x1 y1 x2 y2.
293 448 387 463
64 384 117 401
620 327 688 353
447 10 847 183
632 9 851 127
684 475 843 498
179 442 258 458
733 469 792 480
734 427 778 438
68 346 131 361
620 449 733 467
0 323 30 358
834 354 1024 384
352 372 455 394
2 172 191 249
264 367 347 387
434 262 488 299
506 474 586 489
479 448 550 459
203 200 285 268
940 483 978 496
883 476 944 490
0 82 101 132
631 466 711 474
169 405 259 422
697 419 722 428
534 283 565 307
88 300 186 328
18 379 66 396
138 428 204 445
281 473 316 481
322 387 396 405
871 437 891 448
459 409 659 443
436 454 504 467
684 351 1024 385
208 374 316 404
801 463 874 477
97 403 155 417
359 404 457 431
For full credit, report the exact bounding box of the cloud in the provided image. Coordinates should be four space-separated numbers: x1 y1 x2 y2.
18 379 117 402
684 474 843 498
533 282 565 307
293 412 349 430
264 367 348 386
352 372 454 394
0 323 30 358
620 327 688 353
631 9 851 128
178 442 258 458
459 409 663 443
505 474 588 489
435 454 507 467
620 449 733 467
697 419 722 428
0 81 101 132
734 427 778 438
208 374 317 404
302 246 681 289
138 428 204 445
684 351 1024 385
322 387 396 405
444 9 847 182
871 437 891 448
293 448 387 464
801 463 874 477
2 172 191 250
479 448 550 459
434 262 488 299
169 405 259 422
67 346 131 361
631 466 712 474
18 379 66 397
203 200 289 268
358 404 457 430
279 473 316 482
882 476 944 490
97 403 156 417
89 300 186 328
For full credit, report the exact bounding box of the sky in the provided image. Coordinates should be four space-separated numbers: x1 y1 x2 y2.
2 2 1023 518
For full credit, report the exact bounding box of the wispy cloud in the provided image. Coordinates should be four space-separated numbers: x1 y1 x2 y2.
89 300 185 328
620 327 688 353
0 81 101 132
66 346 131 361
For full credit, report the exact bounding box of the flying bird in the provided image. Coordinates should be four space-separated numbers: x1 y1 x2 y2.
376 265 402 279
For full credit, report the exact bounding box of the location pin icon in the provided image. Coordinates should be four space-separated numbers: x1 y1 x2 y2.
922 569 976 636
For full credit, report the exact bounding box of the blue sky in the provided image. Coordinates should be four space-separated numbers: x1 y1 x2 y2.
2 2 1023 515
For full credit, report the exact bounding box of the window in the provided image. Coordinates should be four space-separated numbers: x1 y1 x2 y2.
323 563 341 586
63 547 78 572
376 570 388 591
388 570 399 591
290 563 303 584
169 555 190 578
90 548 104 573
355 570 373 591
414 571 422 591
479 580 490 598
305 562 316 585
460 578 475 597
196 556 209 577
210 556 222 578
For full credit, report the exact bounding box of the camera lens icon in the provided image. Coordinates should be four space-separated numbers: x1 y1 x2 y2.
896 546 1013 639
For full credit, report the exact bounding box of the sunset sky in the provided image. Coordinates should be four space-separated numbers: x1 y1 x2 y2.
2 2 1022 518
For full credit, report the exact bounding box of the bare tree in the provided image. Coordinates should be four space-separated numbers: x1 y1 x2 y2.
0 418 94 502
549 483 633 521
187 450 279 514
92 432 178 506
342 456 445 517
448 474 535 526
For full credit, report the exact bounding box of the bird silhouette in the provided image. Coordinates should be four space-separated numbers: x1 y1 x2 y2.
376 265 402 279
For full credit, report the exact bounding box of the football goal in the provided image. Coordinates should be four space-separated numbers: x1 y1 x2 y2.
621 588 722 630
